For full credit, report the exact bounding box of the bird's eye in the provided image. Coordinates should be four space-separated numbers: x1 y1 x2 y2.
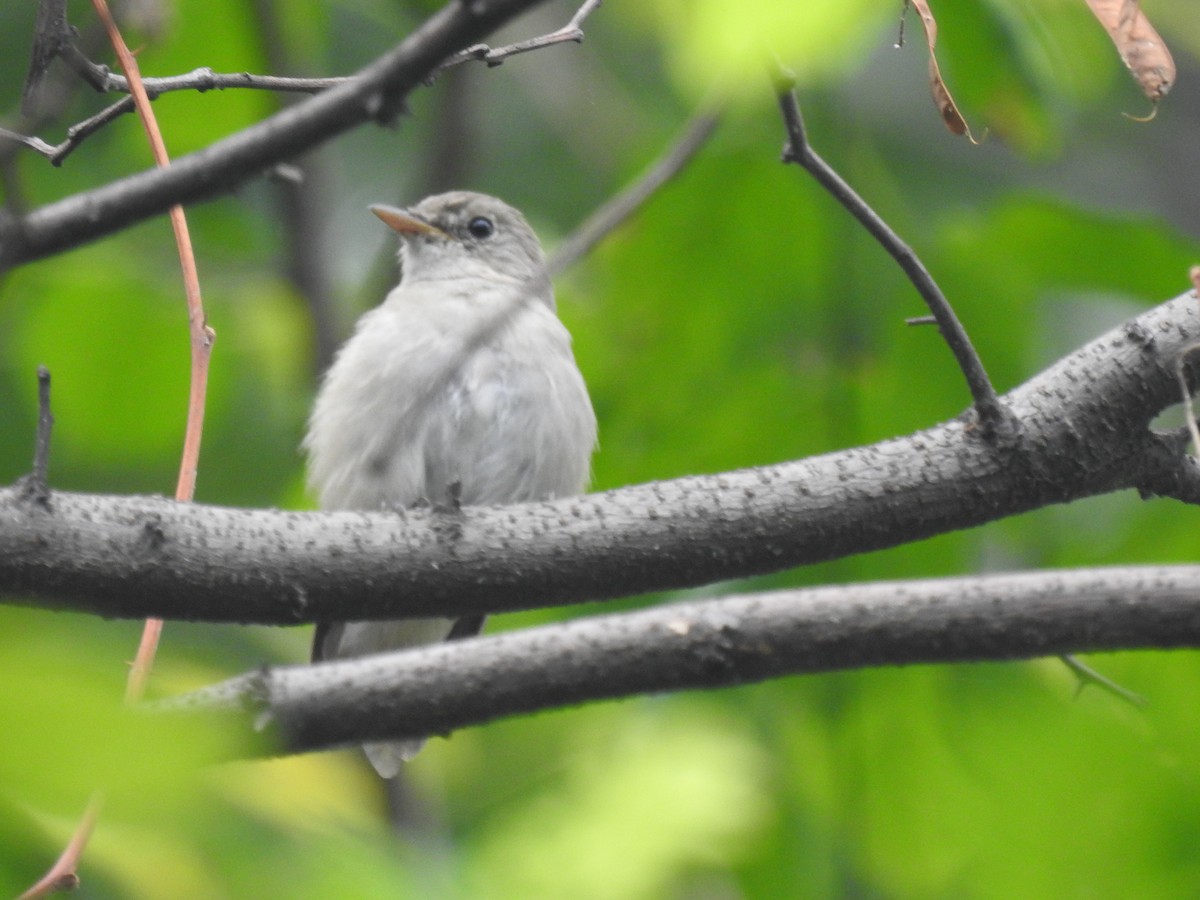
467 216 495 239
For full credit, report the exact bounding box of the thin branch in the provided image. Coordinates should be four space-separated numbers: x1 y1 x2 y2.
0 127 60 159
440 0 602 71
16 798 101 900
3 292 1200 625
549 107 719 276
18 366 54 505
62 63 348 97
0 0 554 270
2 71 349 166
20 0 71 117
769 63 1014 440
247 0 343 375
162 565 1200 759
1 99 136 166
1060 654 1148 708
1 0 600 168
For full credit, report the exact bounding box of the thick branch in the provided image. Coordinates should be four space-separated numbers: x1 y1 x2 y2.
2 293 1199 623
0 0 550 269
166 565 1200 756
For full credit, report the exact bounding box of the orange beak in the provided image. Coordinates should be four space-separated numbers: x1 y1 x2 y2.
369 204 449 239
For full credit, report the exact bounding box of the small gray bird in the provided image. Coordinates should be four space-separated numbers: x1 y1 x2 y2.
304 191 597 777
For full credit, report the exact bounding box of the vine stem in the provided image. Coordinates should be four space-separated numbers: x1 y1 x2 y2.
19 1 214 896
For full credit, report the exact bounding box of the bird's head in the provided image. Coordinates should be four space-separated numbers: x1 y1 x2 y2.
371 191 549 292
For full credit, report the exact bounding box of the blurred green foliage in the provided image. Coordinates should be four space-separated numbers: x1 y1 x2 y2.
1 0 1199 897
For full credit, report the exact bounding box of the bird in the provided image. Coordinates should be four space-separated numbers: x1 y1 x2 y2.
303 191 597 777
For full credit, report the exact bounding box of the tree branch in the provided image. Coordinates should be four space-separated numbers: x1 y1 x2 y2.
0 0 552 270
438 0 602 71
4 0 603 170
549 106 720 276
163 564 1200 758
771 63 1013 441
2 292 1199 624
16 365 54 506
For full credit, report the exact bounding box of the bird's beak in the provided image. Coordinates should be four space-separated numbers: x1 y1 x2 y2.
370 204 449 239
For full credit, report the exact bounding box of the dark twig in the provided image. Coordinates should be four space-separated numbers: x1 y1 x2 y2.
64 64 348 97
1 96 135 165
5 7 110 170
0 0 570 270
440 0 602 72
0 127 60 160
32 365 53 488
4 0 601 166
21 0 71 117
1 71 349 166
549 107 719 276
248 0 343 374
1060 654 1148 709
894 0 910 49
770 64 1013 440
18 366 54 506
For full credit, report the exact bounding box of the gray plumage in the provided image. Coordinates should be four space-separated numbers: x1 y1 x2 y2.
303 192 596 777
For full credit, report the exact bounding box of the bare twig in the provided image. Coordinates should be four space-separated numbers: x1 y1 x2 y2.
248 0 343 374
67 63 347 97
2 97 134 166
21 0 71 117
440 0 602 72
17 366 54 507
31 366 53 490
3 0 598 166
0 127 60 159
770 63 1013 440
549 107 719 276
0 0 564 269
894 0 910 49
1 70 350 165
1060 654 1148 708
16 799 101 899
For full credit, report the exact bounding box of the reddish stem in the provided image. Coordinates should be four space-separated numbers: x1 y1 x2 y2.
21 1 215 895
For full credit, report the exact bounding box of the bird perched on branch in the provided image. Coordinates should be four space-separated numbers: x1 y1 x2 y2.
304 191 597 777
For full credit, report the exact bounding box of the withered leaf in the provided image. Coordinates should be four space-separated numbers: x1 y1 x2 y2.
1084 0 1175 105
908 0 978 141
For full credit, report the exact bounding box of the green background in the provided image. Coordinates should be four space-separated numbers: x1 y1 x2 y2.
1 1 1199 896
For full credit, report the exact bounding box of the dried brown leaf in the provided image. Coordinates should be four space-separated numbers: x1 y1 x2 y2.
1084 0 1175 104
908 0 977 141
